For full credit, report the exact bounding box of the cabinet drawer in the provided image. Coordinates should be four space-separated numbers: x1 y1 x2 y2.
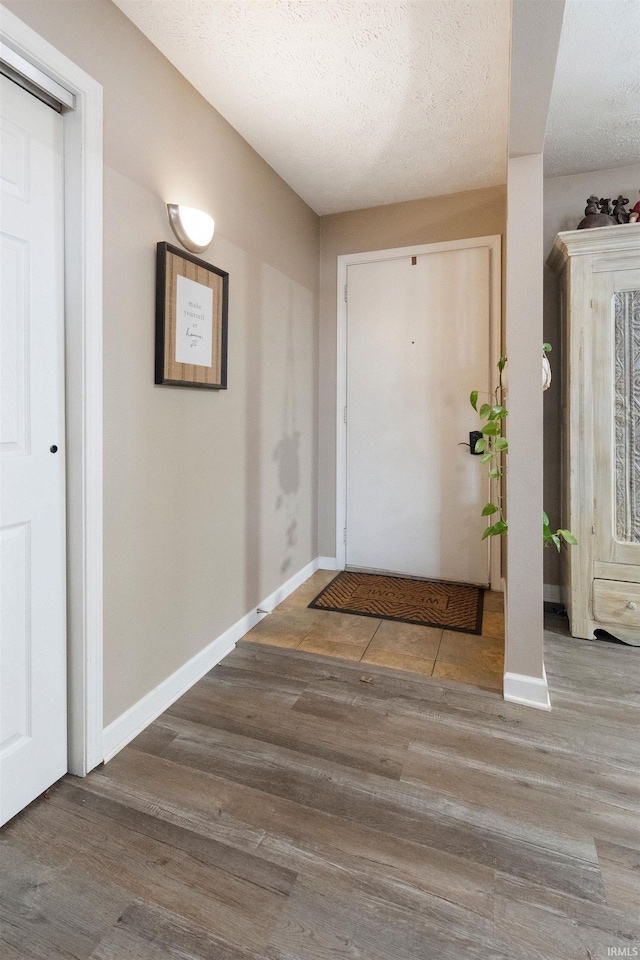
593 579 640 627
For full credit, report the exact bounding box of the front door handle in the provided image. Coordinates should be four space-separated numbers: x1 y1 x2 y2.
458 431 483 455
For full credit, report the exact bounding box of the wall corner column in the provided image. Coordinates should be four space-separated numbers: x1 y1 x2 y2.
504 153 550 710
503 0 566 710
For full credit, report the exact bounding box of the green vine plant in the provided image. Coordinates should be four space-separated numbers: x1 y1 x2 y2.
469 345 577 551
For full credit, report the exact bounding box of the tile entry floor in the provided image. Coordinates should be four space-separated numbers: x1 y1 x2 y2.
241 570 505 691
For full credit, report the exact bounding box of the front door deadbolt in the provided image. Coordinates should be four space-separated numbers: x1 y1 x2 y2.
469 430 483 454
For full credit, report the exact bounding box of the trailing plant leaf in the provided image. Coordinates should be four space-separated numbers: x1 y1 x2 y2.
482 421 501 436
488 405 507 420
482 519 508 539
558 529 578 545
542 516 577 550
469 350 576 550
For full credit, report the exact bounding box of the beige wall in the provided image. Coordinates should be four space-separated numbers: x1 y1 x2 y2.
6 0 320 726
543 162 640 587
318 186 507 556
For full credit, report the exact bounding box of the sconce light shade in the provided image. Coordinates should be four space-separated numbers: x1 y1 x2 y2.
167 203 214 253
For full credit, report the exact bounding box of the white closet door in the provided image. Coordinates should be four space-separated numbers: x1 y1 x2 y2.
345 246 491 585
1 76 66 825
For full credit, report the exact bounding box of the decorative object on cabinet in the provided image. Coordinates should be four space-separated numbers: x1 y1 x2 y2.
542 350 552 391
155 242 228 389
549 223 640 645
585 195 599 215
577 195 617 230
612 196 630 224
577 195 633 230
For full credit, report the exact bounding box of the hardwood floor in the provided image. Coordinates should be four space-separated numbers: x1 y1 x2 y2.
1 609 639 959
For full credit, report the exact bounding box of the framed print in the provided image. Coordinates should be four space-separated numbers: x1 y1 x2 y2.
155 242 228 389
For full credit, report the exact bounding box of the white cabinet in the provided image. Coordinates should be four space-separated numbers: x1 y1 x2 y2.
550 224 640 644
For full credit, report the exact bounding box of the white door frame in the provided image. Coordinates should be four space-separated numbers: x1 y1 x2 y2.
1 8 104 775
336 235 502 591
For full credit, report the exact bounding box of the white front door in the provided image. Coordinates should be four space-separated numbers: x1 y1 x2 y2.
345 245 493 585
1 75 66 825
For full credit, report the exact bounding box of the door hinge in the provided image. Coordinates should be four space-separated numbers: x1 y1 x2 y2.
343 527 347 544
344 284 348 303
343 406 347 423
590 299 595 308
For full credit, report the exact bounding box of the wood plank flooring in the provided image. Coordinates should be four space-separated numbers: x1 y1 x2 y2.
1 608 639 959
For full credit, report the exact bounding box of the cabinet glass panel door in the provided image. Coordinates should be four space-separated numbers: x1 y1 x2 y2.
615 289 640 542
594 267 640 568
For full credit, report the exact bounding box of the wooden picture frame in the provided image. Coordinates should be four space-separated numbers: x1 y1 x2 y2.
155 242 228 389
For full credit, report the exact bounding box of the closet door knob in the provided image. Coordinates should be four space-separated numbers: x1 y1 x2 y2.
627 601 637 610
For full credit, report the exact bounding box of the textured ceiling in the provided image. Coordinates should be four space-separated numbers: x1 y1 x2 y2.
545 0 640 178
113 0 510 215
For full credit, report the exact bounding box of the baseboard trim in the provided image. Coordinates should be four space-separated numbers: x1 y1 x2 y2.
543 583 562 603
503 666 551 711
257 557 320 612
102 557 320 762
102 631 237 763
318 556 339 570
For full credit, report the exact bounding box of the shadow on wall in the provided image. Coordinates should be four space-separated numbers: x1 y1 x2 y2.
245 255 262 615
273 290 301 577
245 266 305 612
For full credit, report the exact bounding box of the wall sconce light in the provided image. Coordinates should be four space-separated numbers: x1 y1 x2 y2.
166 203 214 254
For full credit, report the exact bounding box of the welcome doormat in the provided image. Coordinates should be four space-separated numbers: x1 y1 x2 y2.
309 571 484 634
